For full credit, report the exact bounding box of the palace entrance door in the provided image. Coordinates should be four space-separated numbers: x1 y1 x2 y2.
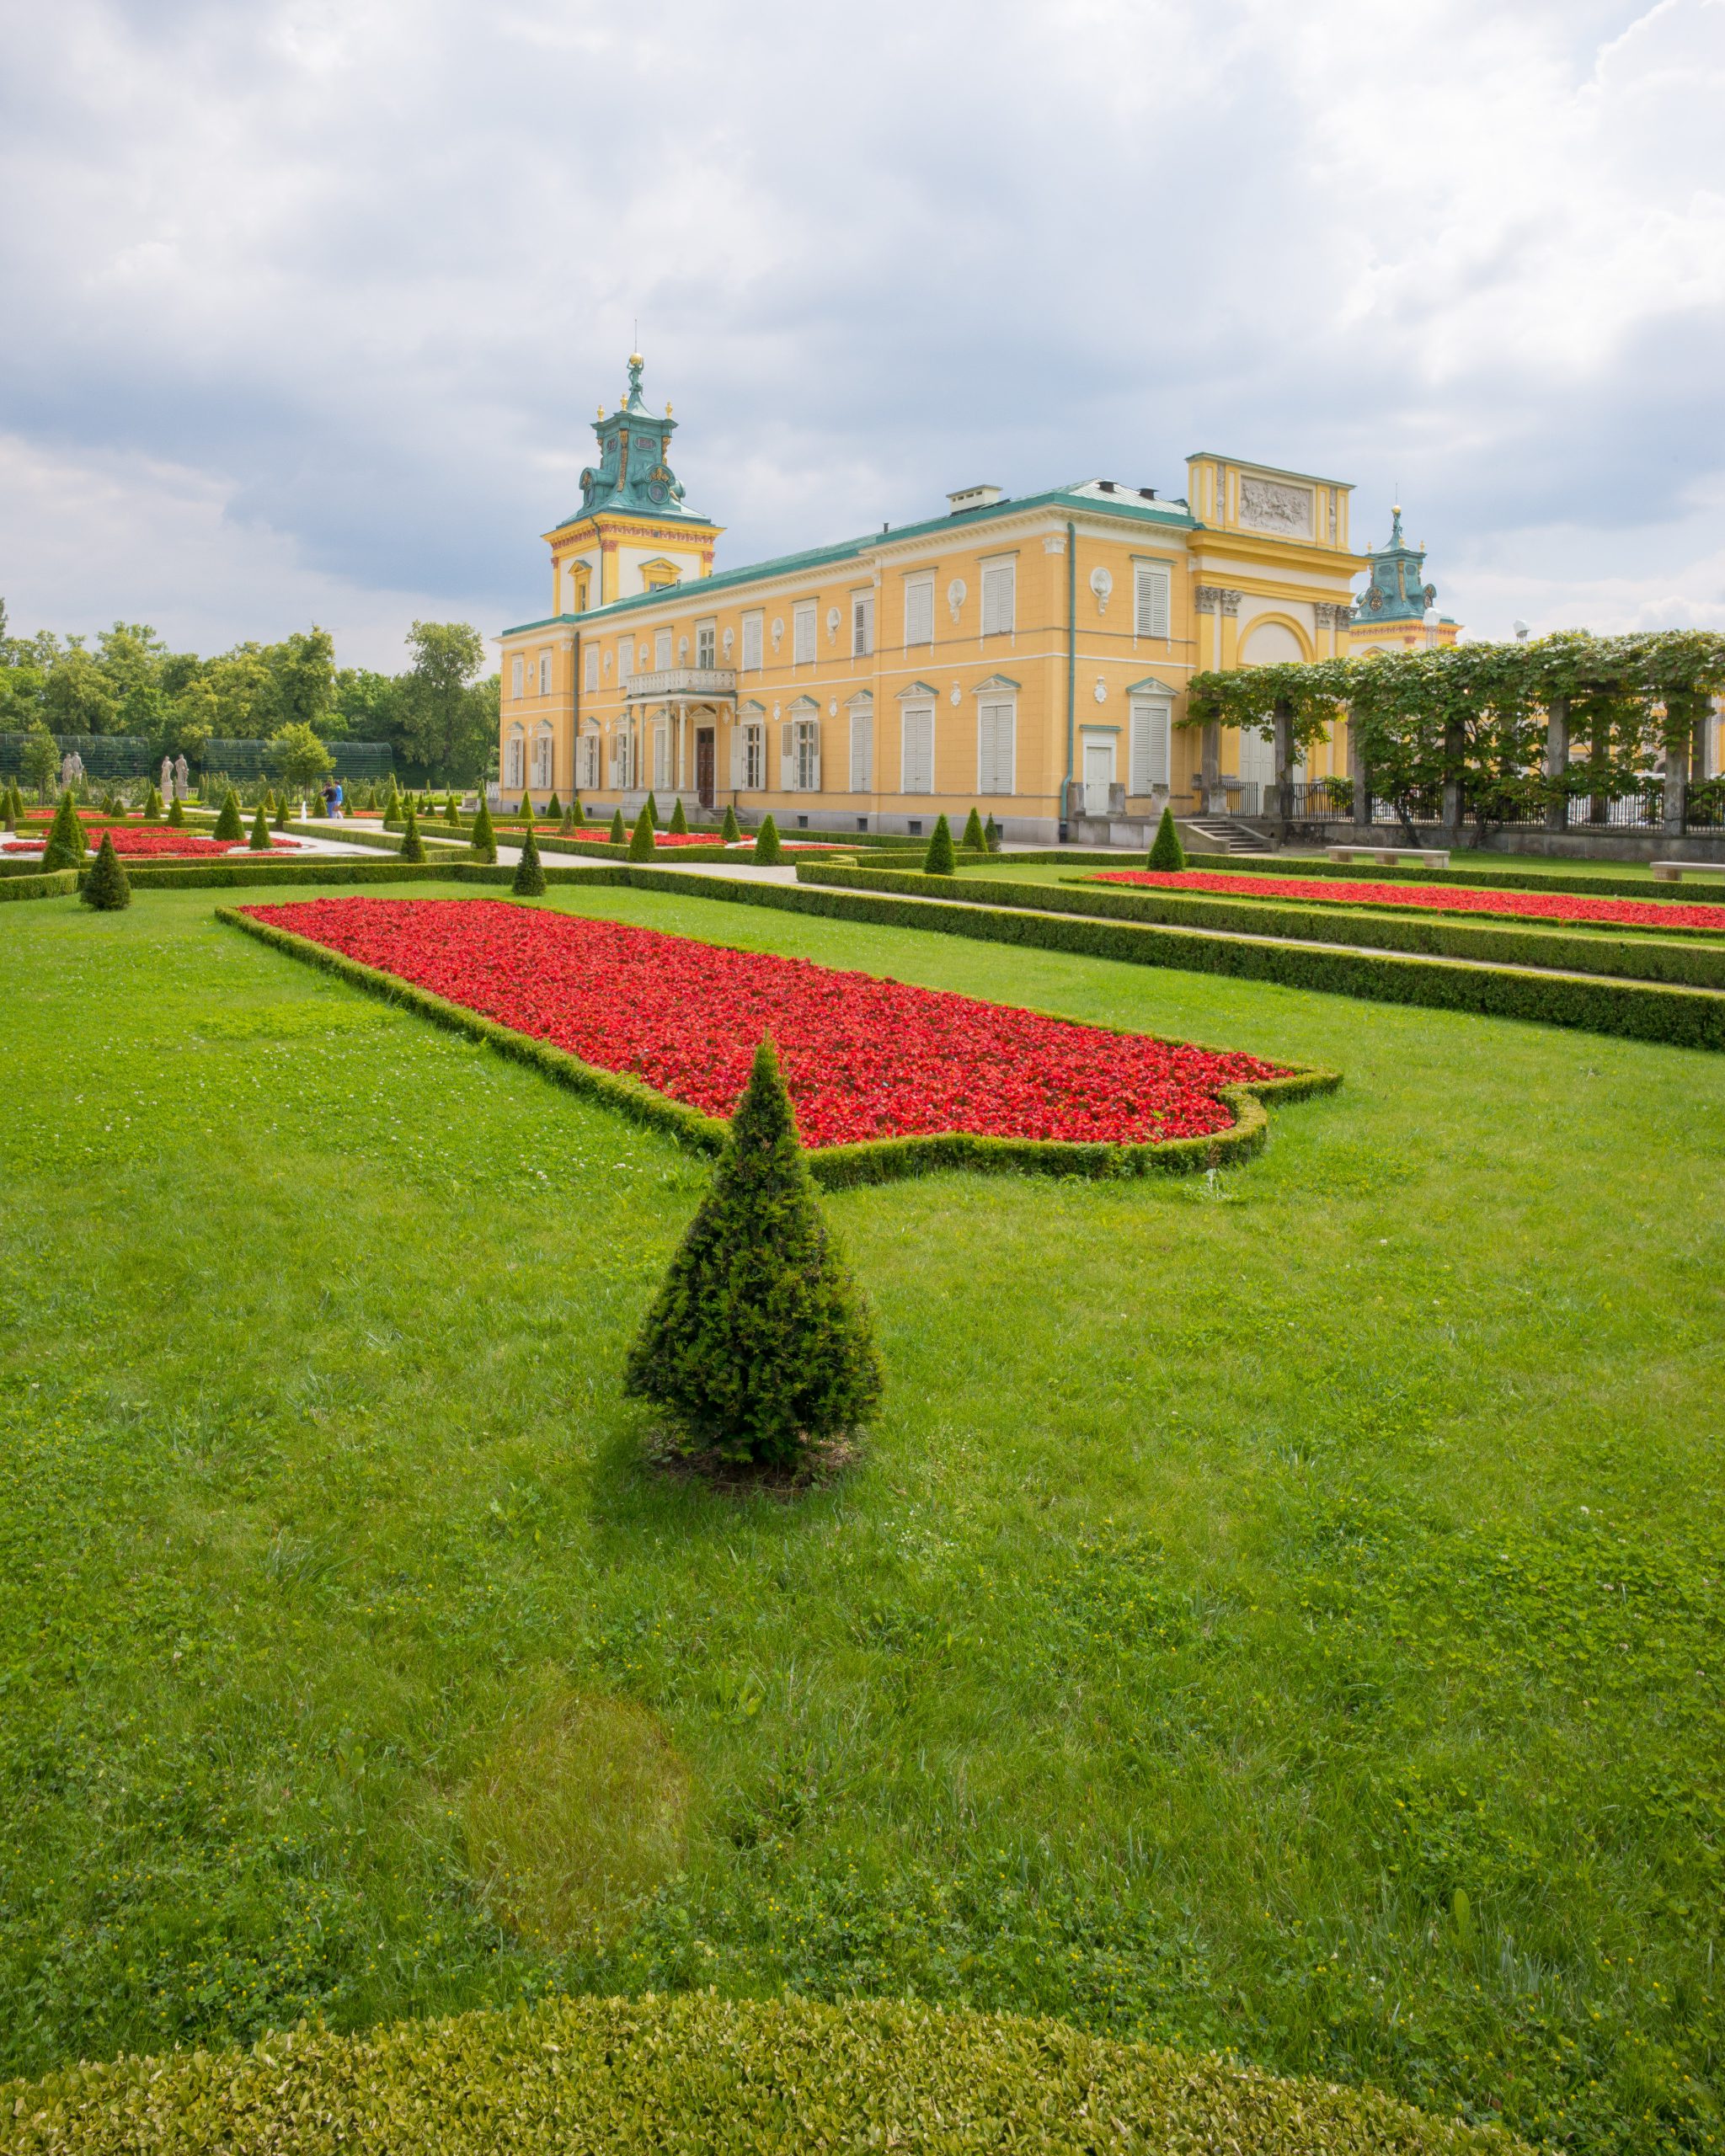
695 728 716 813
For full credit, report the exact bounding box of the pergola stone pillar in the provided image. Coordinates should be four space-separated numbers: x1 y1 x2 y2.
1545 695 1570 833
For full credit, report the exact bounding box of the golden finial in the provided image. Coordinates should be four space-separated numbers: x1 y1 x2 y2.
597 405 605 418
665 401 673 417
628 350 644 369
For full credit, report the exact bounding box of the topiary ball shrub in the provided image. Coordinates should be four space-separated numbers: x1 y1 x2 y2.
40 792 88 872
248 803 271 851
608 808 627 844
921 814 957 876
80 831 131 910
961 806 986 851
468 797 498 863
1148 804 1186 872
721 803 741 843
512 819 547 894
669 796 689 835
751 814 784 865
627 812 657 862
399 804 427 863
624 1038 883 1470
212 788 244 842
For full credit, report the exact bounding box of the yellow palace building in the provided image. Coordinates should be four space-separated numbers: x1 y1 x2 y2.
497 355 1368 841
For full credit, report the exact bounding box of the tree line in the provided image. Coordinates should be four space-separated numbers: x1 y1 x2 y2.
0 604 500 783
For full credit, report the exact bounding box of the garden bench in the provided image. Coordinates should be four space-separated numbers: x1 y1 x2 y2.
1327 845 1450 870
1649 861 1725 883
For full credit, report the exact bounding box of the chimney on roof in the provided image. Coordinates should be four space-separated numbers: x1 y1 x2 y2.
948 484 1003 515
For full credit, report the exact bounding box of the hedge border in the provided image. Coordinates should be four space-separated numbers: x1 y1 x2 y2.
638 864 1725 1054
216 899 1338 1186
789 864 1725 990
0 867 77 903
1180 849 1725 902
87 861 599 893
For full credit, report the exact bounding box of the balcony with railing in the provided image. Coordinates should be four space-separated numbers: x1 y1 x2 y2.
622 668 738 702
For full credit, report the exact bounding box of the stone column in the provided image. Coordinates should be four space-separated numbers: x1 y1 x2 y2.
1346 718 1370 834
1663 732 1689 836
1441 717 1467 841
1273 700 1295 841
1545 695 1570 833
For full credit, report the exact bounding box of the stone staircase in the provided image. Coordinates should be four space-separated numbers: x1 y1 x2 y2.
1179 815 1268 856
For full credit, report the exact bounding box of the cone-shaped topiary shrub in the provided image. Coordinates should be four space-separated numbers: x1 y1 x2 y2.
921 814 957 876
41 792 88 871
721 803 740 842
80 830 131 910
1147 804 1186 872
248 803 271 851
569 792 585 825
669 796 689 835
559 805 574 833
961 806 986 851
212 788 244 842
273 792 288 830
518 793 534 825
3 787 17 833
623 1037 883 1467
545 792 561 819
444 792 461 825
984 814 1001 852
628 812 657 862
166 792 185 828
513 819 547 894
468 796 498 862
608 808 626 844
644 791 660 827
752 814 784 865
399 803 427 862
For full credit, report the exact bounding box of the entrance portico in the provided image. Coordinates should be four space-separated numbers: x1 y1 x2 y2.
623 666 737 812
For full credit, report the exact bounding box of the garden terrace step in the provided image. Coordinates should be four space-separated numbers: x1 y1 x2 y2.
1181 816 1266 853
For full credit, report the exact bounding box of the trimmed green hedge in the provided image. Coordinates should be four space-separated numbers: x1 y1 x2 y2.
619 865 1725 1054
0 868 77 904
794 863 1725 990
1180 850 1725 903
219 899 1335 1184
0 1993 1519 2156
102 862 605 892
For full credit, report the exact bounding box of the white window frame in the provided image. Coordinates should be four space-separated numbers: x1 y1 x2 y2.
741 611 764 672
505 724 525 787
1134 561 1172 639
531 725 553 789
742 721 766 789
900 701 935 793
852 590 874 658
1129 696 1172 794
904 575 934 648
618 639 634 685
654 627 673 671
980 558 1016 637
695 619 717 668
578 728 600 791
510 655 524 701
584 643 599 693
846 695 874 792
976 696 1016 796
793 600 817 665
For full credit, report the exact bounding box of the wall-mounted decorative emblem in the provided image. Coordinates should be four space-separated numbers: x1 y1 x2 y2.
946 579 966 623
677 635 689 664
1089 566 1113 614
825 607 841 643
721 626 734 656
1093 677 1108 704
1043 533 1067 554
771 617 784 653
828 699 838 717
948 683 962 706
602 650 612 676
772 702 782 720
1237 476 1313 539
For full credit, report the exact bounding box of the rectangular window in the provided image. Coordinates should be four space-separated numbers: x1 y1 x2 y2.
904 576 934 647
980 561 1015 636
654 627 673 672
696 621 716 668
584 643 599 693
1130 697 1172 792
796 719 820 791
852 592 874 658
741 611 763 671
1135 563 1171 639
793 600 816 664
510 655 524 701
538 651 552 695
900 703 934 793
618 640 634 684
849 707 873 792
977 699 1016 795
740 723 765 790
653 724 670 789
579 733 600 790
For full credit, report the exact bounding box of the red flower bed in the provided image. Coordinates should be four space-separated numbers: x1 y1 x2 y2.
242 897 1289 1147
1089 868 1725 937
3 829 302 857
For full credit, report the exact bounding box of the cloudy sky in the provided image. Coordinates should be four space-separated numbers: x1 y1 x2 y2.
2 0 1722 669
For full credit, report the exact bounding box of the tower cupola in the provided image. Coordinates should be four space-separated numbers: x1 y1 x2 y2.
574 353 700 521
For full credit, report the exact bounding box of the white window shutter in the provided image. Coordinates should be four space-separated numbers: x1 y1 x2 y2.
1135 568 1170 638
850 712 873 792
808 739 821 792
905 579 933 647
981 563 1014 635
730 729 744 788
584 644 598 692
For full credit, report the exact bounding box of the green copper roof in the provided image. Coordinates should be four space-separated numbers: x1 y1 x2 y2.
558 355 708 526
1355 504 1435 626
501 484 1198 638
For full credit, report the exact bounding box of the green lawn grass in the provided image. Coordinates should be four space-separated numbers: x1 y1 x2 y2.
2 879 1722 2153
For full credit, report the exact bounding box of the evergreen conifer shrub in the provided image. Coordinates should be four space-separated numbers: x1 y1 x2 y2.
628 813 658 861
669 796 689 835
80 830 131 910
400 804 428 862
166 793 186 828
609 808 627 844
559 805 574 834
248 803 271 851
1148 806 1186 872
570 792 585 825
518 793 535 825
644 792 660 827
921 814 957 875
623 1038 883 1467
721 804 740 842
469 797 499 863
752 814 784 865
962 807 986 851
40 792 87 871
3 787 16 833
212 788 244 842
984 814 1001 852
274 793 289 831
513 820 547 894
546 792 562 819
445 792 462 825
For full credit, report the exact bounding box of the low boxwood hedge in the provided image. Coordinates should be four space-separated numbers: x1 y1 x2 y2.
104 862 604 892
218 901 1336 1184
1179 850 1725 903
0 1993 1519 2156
0 867 77 903
614 865 1725 1054
793 863 1725 989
